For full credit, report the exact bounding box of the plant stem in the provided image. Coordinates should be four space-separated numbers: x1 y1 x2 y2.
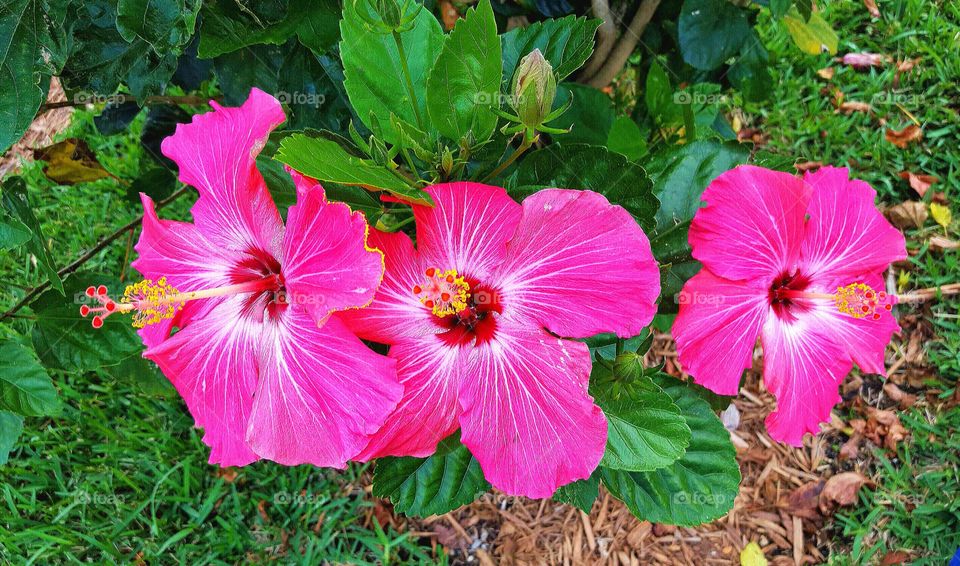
40 95 220 112
0 185 192 321
480 138 533 183
898 283 960 302
393 31 425 130
682 101 697 142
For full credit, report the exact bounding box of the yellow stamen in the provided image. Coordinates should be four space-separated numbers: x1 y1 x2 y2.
414 268 470 317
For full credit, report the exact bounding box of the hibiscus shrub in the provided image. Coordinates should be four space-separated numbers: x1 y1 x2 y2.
1 0 846 527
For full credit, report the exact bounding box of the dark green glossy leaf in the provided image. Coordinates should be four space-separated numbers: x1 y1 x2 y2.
340 0 444 144
678 0 752 71
644 59 682 127
94 101 141 136
426 0 501 143
511 144 658 232
552 472 599 513
592 356 690 472
373 433 490 517
116 0 199 49
550 83 614 145
127 166 176 203
0 208 31 251
198 0 338 58
276 134 433 205
729 32 772 103
31 274 143 372
601 374 740 526
103 355 174 397
0 340 62 417
0 410 24 465
500 16 600 84
0 0 49 154
1 177 63 294
257 156 297 217
607 116 647 161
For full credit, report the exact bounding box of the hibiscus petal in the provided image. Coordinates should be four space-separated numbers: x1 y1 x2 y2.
356 337 465 460
800 166 906 279
339 229 436 344
160 88 285 256
415 182 522 282
760 314 853 446
672 269 769 396
144 296 261 467
690 165 811 284
246 309 401 468
457 326 606 498
281 170 385 324
498 189 659 338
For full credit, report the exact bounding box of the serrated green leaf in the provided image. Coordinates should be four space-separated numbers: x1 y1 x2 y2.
340 0 444 145
0 410 24 465
0 0 48 154
592 358 691 472
426 0 501 143
276 134 433 205
500 16 600 85
783 7 838 55
645 59 682 127
0 340 61 417
0 208 31 251
373 433 490 517
549 83 615 145
510 144 659 232
117 0 199 49
31 274 143 372
678 0 753 71
606 116 646 161
199 0 339 58
552 472 599 513
770 0 792 19
601 374 741 526
1 177 62 294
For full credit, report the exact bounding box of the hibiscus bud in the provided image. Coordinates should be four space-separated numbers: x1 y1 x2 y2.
511 49 557 130
371 0 403 28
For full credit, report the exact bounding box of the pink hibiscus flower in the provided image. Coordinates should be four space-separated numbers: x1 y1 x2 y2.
84 89 402 467
341 183 660 497
672 165 906 446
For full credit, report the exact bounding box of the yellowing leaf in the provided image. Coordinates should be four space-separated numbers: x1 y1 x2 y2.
930 203 952 230
33 139 113 185
783 9 839 55
740 541 768 566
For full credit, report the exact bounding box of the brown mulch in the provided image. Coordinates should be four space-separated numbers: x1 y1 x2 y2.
363 310 936 566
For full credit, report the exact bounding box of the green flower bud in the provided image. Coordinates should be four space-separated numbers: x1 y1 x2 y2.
441 148 454 176
510 49 557 130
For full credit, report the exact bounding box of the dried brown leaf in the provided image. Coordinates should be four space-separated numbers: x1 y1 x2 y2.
863 0 880 17
819 472 868 514
886 124 923 148
898 171 938 197
839 101 873 114
817 67 835 80
886 201 928 229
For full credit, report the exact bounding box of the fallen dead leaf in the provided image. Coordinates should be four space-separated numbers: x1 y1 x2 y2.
863 0 880 17
897 57 921 73
885 124 923 148
883 382 918 409
866 408 910 451
817 67 835 80
740 541 768 566
880 550 911 565
795 161 824 172
786 480 824 520
33 138 115 184
840 52 891 68
839 101 873 114
898 171 938 197
839 434 862 461
930 202 952 230
886 201 928 229
215 468 239 483
819 472 869 514
930 236 960 251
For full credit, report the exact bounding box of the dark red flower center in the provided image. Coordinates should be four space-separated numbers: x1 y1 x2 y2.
769 269 812 322
229 247 288 320
413 268 503 347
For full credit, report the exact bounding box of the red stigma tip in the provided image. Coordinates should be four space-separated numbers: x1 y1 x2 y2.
105 301 116 312
86 286 96 297
425 267 436 277
441 292 451 301
445 275 454 283
412 285 422 294
861 305 869 313
424 299 435 308
91 315 104 329
97 285 108 296
872 313 881 320
79 305 90 317
885 304 892 310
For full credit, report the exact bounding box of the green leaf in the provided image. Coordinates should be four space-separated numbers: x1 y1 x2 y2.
500 16 601 84
606 116 646 161
549 83 615 145
426 0 501 143
0 340 62 417
276 134 433 205
592 356 691 472
198 0 339 58
0 207 31 251
0 410 24 465
103 355 174 397
340 0 444 144
645 140 748 303
257 155 297 217
510 144 659 232
644 59 682 127
553 472 599 513
1 177 63 294
770 0 792 19
678 0 752 71
31 274 144 372
373 432 490 517
782 7 838 55
728 32 772 103
117 0 199 49
126 166 177 204
0 0 49 154
601 374 741 526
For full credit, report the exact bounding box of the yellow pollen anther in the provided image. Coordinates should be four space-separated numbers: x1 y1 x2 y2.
414 268 470 317
122 277 184 328
834 282 890 320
